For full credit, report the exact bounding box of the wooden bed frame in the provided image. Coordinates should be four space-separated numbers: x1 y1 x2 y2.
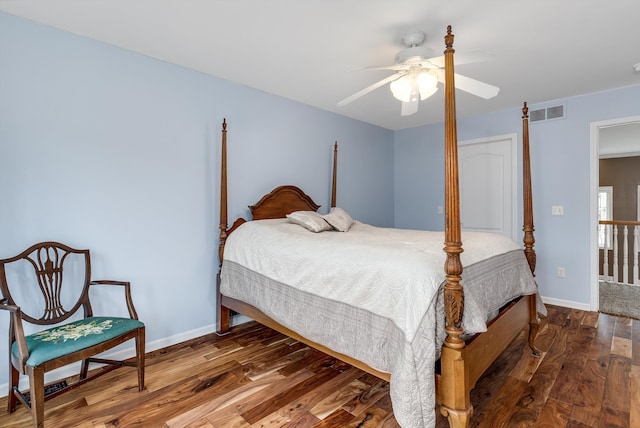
215 26 541 428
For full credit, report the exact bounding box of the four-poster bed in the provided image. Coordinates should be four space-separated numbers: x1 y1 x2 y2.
215 26 544 428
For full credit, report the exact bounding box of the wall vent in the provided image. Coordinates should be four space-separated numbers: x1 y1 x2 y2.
530 104 565 123
530 109 546 122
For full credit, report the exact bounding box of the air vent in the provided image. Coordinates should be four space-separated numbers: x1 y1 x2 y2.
530 109 546 122
546 105 564 119
530 104 565 123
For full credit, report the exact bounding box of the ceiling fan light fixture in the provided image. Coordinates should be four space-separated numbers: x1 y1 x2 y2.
337 30 498 112
395 46 435 65
390 70 438 102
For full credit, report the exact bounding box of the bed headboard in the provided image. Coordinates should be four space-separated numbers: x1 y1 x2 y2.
250 185 320 220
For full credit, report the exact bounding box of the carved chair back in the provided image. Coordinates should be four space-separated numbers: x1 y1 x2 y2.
0 242 93 329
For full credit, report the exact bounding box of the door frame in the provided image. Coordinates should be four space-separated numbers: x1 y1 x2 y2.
458 133 518 240
589 115 640 311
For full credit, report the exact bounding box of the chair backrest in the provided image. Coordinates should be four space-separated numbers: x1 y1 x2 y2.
0 242 92 326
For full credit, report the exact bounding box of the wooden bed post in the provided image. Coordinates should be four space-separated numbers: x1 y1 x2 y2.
522 103 541 355
331 142 338 208
439 25 472 428
522 103 535 274
217 118 231 334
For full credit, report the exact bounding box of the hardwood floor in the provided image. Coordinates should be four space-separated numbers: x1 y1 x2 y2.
0 304 637 427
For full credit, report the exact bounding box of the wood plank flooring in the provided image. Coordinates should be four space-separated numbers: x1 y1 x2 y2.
0 304 637 427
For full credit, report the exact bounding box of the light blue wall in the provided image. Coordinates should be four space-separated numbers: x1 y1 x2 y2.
394 85 640 308
3 8 640 392
0 12 393 388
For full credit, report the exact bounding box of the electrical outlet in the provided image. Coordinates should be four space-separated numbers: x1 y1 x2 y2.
437 206 443 214
552 206 564 216
557 267 566 278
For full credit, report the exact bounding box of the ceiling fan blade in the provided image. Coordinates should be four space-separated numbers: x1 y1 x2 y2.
424 49 495 69
434 69 500 99
453 73 500 99
356 64 407 72
401 100 419 116
337 72 404 107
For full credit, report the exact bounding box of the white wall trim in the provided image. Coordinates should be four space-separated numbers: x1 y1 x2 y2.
541 296 592 312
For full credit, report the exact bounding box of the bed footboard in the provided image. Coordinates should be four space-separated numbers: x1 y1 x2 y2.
438 295 533 427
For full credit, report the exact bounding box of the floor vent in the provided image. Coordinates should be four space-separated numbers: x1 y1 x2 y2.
530 104 565 122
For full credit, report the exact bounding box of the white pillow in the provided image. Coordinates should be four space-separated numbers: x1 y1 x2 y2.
286 211 332 233
322 207 354 232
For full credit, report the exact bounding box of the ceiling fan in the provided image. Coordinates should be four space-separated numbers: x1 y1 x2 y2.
337 31 500 116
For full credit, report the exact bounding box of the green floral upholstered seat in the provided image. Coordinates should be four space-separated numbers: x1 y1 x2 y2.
13 317 145 367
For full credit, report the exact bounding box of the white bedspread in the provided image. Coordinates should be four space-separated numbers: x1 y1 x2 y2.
220 219 542 427
224 219 522 339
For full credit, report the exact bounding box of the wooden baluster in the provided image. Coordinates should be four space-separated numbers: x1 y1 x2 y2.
603 223 610 279
613 225 619 283
599 221 640 285
631 226 640 285
623 225 629 284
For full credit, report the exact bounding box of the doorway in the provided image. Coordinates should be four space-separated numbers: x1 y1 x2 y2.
590 116 640 312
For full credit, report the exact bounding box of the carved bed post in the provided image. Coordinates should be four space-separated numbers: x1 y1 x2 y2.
331 142 338 208
439 25 472 428
522 103 541 355
522 103 535 274
218 118 228 268
217 118 231 334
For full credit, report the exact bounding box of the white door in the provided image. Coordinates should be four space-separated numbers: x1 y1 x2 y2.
458 134 517 240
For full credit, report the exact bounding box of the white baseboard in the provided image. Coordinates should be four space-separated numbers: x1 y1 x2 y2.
541 295 592 312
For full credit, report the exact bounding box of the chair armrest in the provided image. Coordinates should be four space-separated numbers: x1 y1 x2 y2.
89 280 139 320
0 298 29 371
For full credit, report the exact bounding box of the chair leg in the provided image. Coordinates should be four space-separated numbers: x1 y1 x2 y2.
80 358 90 380
136 328 145 391
27 365 45 428
7 364 19 413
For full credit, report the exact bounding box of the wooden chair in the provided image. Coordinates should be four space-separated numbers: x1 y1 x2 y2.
0 242 145 428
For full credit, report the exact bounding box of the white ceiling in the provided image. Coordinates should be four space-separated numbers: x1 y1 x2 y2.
599 123 640 158
2 0 640 131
